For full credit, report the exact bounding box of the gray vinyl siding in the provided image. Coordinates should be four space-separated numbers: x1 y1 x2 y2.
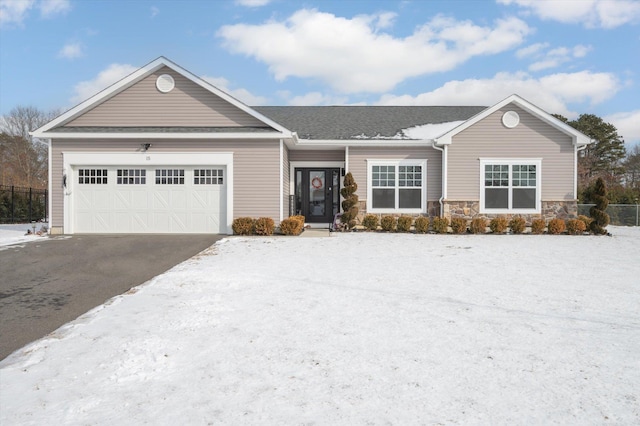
289 150 345 162
348 146 442 203
50 138 281 230
64 67 266 128
447 104 575 201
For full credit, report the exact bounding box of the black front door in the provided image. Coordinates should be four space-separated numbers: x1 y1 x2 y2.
294 168 341 223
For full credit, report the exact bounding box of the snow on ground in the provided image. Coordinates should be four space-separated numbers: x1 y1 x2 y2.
1 227 639 424
0 223 48 248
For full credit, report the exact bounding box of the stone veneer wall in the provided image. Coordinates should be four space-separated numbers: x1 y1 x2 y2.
443 200 578 223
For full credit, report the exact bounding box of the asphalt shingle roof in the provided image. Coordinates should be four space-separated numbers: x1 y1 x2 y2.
255 105 487 140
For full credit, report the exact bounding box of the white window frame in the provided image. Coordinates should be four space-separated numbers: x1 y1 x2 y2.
366 159 427 214
479 158 542 214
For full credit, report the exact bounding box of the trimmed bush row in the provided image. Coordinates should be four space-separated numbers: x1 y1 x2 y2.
232 215 305 236
356 215 595 235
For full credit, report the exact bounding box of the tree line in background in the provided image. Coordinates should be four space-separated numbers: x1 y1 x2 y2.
1 104 639 204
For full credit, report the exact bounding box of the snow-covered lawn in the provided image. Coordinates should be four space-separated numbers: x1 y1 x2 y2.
0 223 48 248
1 227 639 424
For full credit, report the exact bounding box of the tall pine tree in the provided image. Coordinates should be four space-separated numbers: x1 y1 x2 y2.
589 177 610 235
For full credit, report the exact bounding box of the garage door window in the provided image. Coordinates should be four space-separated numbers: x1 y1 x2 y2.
117 169 146 185
194 169 224 185
155 169 184 185
79 169 107 184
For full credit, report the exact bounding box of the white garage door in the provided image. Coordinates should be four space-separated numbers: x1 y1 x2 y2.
73 166 226 233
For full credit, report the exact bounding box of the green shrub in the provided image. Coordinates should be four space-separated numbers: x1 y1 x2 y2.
362 214 379 231
340 172 359 229
254 217 275 236
397 216 413 233
414 216 430 234
470 217 487 234
432 217 449 234
566 218 587 235
509 216 526 234
547 218 566 235
450 217 467 234
380 215 396 232
232 217 254 235
489 217 508 234
280 218 303 236
531 219 546 234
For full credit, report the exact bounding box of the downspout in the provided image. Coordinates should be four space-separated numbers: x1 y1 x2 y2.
575 142 588 200
431 141 446 217
279 139 284 222
345 145 349 173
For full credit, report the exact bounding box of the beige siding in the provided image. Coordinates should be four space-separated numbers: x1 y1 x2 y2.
51 139 281 231
348 146 442 202
64 67 266 128
289 150 345 162
447 104 575 201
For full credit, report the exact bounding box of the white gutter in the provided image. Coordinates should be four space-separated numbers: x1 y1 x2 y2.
31 131 292 140
431 141 446 217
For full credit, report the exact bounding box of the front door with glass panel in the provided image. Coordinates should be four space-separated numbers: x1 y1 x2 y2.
294 168 340 223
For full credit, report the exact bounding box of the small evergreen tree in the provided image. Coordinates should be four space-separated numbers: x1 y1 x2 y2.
589 177 610 235
340 172 359 229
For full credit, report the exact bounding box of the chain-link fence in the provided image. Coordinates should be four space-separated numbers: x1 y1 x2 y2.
578 204 640 226
0 185 48 224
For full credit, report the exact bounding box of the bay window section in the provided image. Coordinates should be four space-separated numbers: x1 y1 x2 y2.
368 160 426 213
480 159 541 213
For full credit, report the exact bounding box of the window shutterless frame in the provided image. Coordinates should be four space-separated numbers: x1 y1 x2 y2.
366 159 427 214
479 158 542 214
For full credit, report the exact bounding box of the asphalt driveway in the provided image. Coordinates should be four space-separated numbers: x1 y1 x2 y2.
0 234 223 360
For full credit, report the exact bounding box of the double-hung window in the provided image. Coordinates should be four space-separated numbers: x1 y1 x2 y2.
367 160 426 213
480 159 541 213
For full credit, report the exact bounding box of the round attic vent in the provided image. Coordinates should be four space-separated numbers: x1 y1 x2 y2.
502 111 520 128
156 74 175 93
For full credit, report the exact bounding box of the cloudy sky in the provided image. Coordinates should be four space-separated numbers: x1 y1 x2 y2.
1 0 638 146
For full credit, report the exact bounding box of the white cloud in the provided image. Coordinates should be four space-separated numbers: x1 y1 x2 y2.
234 0 271 7
150 6 159 18
497 0 640 29
605 110 640 147
38 0 69 17
518 43 592 71
0 0 35 27
0 0 68 27
218 9 531 94
201 75 267 105
58 42 82 59
71 64 138 104
375 70 620 118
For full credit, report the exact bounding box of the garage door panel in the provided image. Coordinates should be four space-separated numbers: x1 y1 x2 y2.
73 166 226 234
